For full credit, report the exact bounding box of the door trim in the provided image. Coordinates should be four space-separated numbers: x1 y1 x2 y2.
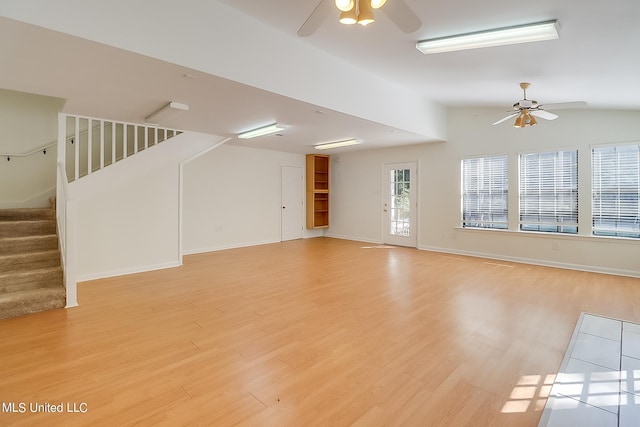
382 161 418 247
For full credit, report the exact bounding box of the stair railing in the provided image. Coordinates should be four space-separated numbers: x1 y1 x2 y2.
58 113 182 182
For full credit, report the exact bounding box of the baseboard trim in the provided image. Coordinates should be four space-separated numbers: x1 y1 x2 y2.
418 245 640 278
182 239 280 256
77 260 182 283
323 233 382 245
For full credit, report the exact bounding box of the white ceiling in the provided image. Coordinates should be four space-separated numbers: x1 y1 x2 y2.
221 0 640 109
1 0 639 154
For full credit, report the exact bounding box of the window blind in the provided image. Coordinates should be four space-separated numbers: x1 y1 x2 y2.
592 144 640 238
519 150 578 233
462 155 508 229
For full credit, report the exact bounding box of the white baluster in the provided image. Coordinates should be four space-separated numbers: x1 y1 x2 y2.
74 116 80 181
100 120 105 170
87 119 92 175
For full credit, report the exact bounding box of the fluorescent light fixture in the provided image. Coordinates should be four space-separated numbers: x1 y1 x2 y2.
144 101 189 125
416 20 559 54
314 139 362 150
237 123 285 139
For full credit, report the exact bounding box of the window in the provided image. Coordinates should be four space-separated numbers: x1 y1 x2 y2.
519 150 578 233
462 155 508 229
592 144 640 238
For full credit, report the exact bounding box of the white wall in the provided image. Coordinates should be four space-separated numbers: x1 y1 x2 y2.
75 162 180 281
182 144 320 254
328 108 640 277
0 89 65 207
73 131 223 281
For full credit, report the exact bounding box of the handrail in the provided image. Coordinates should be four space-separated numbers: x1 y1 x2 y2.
2 114 178 160
1 141 57 159
59 113 182 182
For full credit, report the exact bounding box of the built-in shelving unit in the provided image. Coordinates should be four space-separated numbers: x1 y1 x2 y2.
306 154 330 229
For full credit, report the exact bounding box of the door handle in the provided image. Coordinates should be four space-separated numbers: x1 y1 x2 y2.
282 206 286 209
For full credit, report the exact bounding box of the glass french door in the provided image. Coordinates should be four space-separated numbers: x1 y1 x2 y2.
383 162 418 247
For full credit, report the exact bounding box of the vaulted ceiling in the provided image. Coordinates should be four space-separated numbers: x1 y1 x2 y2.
1 0 638 154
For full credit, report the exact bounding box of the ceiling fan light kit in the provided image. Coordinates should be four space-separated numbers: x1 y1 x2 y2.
493 82 585 128
416 20 559 54
335 0 355 12
336 0 386 26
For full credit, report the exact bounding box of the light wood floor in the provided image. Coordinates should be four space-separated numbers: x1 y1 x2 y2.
1 238 640 426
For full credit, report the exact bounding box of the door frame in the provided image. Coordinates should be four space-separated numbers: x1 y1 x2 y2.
281 165 304 241
381 161 418 247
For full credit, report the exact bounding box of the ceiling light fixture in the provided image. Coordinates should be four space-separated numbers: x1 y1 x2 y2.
337 0 387 26
144 101 189 125
513 110 537 128
237 123 285 139
314 139 362 150
416 20 559 54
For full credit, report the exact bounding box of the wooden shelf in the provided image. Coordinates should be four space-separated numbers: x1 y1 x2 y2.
306 154 330 229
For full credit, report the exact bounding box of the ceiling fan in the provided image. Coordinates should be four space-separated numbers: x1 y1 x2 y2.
298 0 421 37
493 82 587 128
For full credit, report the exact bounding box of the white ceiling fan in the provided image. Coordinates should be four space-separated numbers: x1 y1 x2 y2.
493 82 587 128
298 0 421 37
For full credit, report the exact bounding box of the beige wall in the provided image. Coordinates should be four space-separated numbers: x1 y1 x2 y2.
0 89 65 207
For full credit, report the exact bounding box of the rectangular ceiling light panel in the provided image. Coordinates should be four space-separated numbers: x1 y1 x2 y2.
237 123 285 139
314 139 362 150
416 20 559 54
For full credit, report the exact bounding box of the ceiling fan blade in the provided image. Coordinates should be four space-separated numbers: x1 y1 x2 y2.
492 112 519 125
297 0 333 37
539 101 587 110
531 110 558 120
380 0 422 33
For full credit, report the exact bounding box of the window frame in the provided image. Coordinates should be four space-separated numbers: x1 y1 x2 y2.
591 142 640 239
518 149 579 234
461 154 509 230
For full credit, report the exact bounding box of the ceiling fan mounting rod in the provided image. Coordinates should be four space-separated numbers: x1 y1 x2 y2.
520 82 531 100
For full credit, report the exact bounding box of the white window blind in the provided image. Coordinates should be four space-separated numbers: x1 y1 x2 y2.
519 150 578 233
592 144 640 238
462 155 508 229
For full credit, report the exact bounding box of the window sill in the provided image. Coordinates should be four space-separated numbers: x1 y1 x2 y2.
454 226 639 245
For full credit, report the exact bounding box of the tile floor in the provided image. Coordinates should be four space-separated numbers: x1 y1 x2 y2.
539 313 640 427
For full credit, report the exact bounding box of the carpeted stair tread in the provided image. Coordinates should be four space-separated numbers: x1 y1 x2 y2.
0 219 56 238
0 208 54 221
0 234 58 255
0 286 66 320
0 250 60 273
0 267 63 294
0 205 65 320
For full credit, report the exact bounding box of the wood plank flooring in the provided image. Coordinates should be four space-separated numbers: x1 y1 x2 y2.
1 237 639 426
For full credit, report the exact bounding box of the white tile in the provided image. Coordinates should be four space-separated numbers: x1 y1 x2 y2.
571 332 621 370
622 330 640 359
621 356 640 396
619 392 640 427
542 395 618 427
580 314 622 341
552 358 621 412
624 321 640 335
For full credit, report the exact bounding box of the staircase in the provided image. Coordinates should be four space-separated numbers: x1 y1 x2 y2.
0 204 66 320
